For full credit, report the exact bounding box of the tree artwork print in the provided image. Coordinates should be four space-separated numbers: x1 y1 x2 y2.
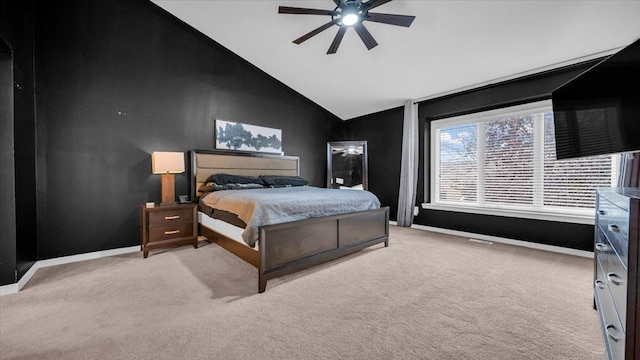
215 120 282 154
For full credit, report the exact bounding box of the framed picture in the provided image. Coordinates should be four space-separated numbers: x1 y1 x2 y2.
215 119 283 154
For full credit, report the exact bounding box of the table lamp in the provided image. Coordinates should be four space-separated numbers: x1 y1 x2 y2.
151 151 185 206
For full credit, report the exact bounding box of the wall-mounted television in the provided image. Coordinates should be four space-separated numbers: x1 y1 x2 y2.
552 38 640 159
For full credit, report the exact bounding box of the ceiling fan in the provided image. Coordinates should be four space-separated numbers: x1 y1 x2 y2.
278 0 415 54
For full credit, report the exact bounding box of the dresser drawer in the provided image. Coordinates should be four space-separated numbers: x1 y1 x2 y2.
595 226 609 274
595 250 607 292
597 198 629 267
148 208 194 227
148 222 194 242
605 243 628 331
594 280 626 360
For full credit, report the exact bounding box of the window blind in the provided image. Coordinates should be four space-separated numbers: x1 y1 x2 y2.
432 100 616 217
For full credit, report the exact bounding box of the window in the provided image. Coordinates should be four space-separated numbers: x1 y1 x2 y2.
426 100 617 224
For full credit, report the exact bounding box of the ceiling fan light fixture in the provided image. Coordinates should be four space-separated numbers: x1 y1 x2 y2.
341 13 359 26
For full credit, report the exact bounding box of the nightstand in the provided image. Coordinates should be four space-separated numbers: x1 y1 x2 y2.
139 203 198 258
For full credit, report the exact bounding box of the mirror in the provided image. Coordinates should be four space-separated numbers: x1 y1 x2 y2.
327 141 368 190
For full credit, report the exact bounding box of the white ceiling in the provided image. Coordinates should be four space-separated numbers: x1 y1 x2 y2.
151 0 640 120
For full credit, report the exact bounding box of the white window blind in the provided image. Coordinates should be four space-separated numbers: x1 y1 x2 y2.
429 100 617 222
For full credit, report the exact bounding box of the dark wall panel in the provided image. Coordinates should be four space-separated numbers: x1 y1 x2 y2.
34 0 340 259
417 65 592 122
334 107 404 220
340 61 602 251
421 210 595 251
0 0 38 286
0 42 16 285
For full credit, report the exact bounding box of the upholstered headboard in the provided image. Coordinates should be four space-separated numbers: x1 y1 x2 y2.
190 150 300 199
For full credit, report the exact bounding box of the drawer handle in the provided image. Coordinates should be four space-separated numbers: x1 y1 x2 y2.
164 230 180 235
595 243 609 252
165 215 180 220
607 272 623 286
598 210 606 216
607 224 620 233
594 279 605 289
605 324 620 342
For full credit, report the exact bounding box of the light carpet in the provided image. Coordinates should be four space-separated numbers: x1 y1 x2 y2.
0 226 604 359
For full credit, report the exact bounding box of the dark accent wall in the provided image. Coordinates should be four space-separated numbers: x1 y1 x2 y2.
0 0 38 285
334 108 404 218
0 0 341 285
0 36 16 285
337 61 602 251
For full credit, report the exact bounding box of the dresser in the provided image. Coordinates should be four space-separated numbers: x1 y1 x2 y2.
594 188 640 360
139 203 198 258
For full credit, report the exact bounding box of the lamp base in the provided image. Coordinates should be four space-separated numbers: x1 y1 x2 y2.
160 174 176 206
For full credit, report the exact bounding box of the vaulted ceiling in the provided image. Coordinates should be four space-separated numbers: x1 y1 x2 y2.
151 0 640 120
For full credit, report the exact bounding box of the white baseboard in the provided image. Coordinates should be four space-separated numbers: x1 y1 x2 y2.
0 245 140 296
0 283 18 296
390 221 593 258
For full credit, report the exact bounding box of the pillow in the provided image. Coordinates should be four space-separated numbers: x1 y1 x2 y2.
204 173 263 185
198 181 225 193
224 183 264 190
198 181 265 192
259 175 309 187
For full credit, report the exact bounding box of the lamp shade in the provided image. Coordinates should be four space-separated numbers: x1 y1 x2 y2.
151 152 185 174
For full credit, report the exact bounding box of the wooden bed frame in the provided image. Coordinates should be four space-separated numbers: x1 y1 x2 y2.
190 149 390 293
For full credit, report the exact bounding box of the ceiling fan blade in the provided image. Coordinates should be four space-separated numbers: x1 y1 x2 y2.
332 0 341 5
366 12 415 27
293 20 339 45
327 26 347 54
363 0 393 11
278 6 338 16
353 23 378 50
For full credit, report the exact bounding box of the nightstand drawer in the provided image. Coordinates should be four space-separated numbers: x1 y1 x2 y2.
148 208 194 227
148 222 194 242
140 204 198 258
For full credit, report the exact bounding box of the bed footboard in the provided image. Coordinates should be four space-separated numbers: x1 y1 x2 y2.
257 207 389 293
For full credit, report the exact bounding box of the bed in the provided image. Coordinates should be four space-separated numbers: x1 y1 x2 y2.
190 149 390 293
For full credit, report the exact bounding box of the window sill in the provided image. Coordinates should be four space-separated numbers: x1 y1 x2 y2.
421 203 594 225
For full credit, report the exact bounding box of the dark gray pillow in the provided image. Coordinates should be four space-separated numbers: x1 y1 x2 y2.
198 182 225 193
259 175 309 187
199 181 265 192
205 173 263 185
224 183 264 190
